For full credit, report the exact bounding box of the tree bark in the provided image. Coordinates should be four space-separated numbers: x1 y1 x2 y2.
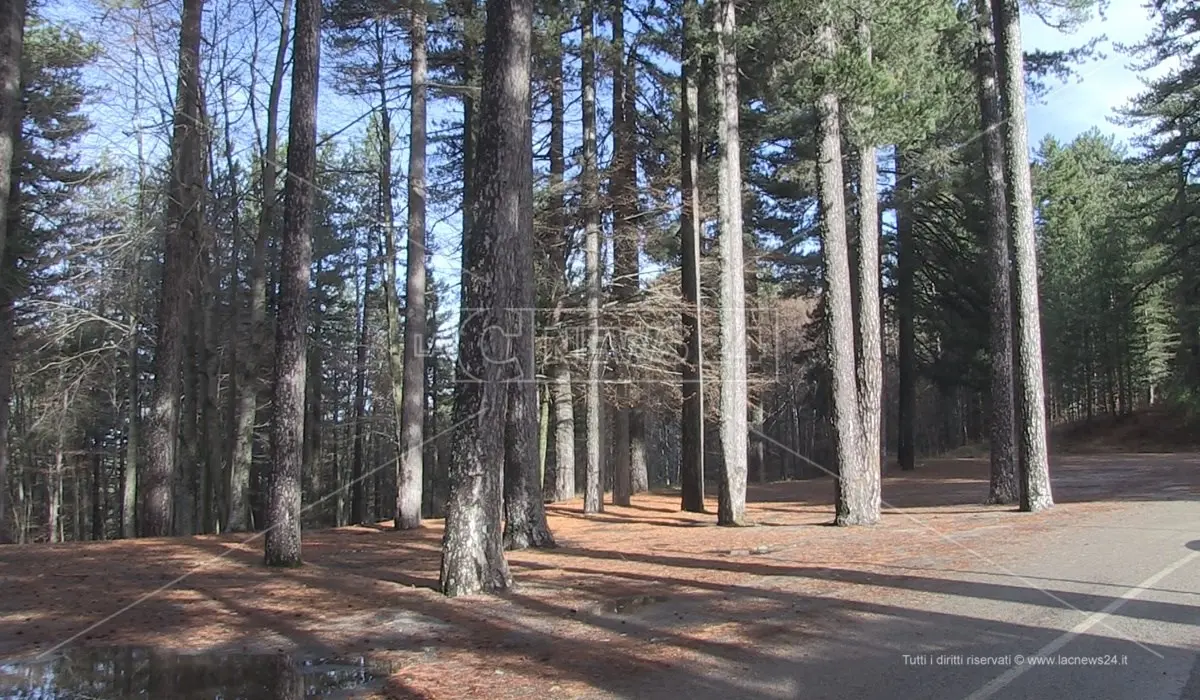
375 35 408 530
679 0 705 513
91 439 104 540
714 0 747 526
896 151 916 472
351 248 372 524
992 0 1053 512
229 0 290 533
630 411 648 492
121 275 139 538
581 0 604 515
0 0 24 266
502 0 554 550
440 0 533 595
546 28 576 502
816 22 871 526
976 0 1018 505
265 0 321 566
851 18 882 523
396 2 429 530
610 0 637 507
0 251 14 543
143 0 205 537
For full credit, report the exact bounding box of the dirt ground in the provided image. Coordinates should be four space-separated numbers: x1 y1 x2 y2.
1 452 1197 699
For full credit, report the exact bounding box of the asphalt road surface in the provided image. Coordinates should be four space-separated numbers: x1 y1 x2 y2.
606 457 1200 700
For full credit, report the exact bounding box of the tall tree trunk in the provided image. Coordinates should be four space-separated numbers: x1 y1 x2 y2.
714 0 747 526
265 0 321 566
816 22 870 526
200 246 221 533
396 3 429 530
303 310 324 521
440 0 533 596
375 37 408 532
746 254 766 483
851 18 882 524
0 0 24 266
228 0 291 533
581 0 604 515
896 151 916 472
0 252 13 543
679 0 705 513
547 30 576 502
976 0 1017 505
992 0 1053 512
502 0 554 550
143 0 205 537
351 250 371 524
610 0 637 507
121 277 139 539
624 61 648 497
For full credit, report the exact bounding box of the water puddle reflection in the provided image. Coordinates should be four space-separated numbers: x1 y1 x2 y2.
0 646 394 698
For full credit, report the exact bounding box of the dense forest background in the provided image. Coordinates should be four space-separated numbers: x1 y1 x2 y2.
0 0 1197 583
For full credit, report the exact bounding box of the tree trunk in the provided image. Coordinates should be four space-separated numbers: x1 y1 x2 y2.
630 411 648 492
679 0 705 513
581 0 604 515
546 26 575 502
816 22 871 526
714 0 747 526
121 287 139 539
610 0 637 507
0 252 14 544
896 151 916 472
502 0 553 549
200 249 221 533
351 249 371 524
376 49 407 533
396 3 429 530
851 18 882 524
91 439 104 540
304 311 324 521
265 0 321 567
440 0 535 595
992 0 1053 512
143 0 205 537
0 0 24 266
976 0 1018 505
747 250 765 484
176 310 199 536
228 0 291 534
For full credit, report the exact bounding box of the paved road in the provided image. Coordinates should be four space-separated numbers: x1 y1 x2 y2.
611 459 1200 700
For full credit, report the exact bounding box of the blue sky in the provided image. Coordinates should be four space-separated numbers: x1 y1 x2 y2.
1022 1 1159 149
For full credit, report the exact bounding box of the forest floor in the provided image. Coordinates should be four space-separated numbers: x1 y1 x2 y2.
3 445 1199 698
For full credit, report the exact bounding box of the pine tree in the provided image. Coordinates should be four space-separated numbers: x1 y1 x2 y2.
441 0 535 596
397 1 429 531
992 0 1053 512
678 0 705 514
142 0 205 537
265 0 322 566
975 0 1017 505
581 0 604 516
0 0 23 267
714 0 747 526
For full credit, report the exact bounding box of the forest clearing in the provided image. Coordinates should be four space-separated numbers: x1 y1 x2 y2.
4 0 1200 695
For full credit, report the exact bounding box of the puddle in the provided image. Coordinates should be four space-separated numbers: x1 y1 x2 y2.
0 646 394 699
607 595 669 614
